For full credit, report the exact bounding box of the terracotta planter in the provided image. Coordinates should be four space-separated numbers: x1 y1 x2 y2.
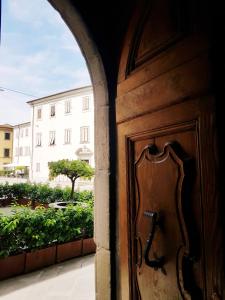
17 198 30 206
56 239 82 263
0 198 12 207
34 202 49 208
82 238 96 255
25 245 56 273
0 253 25 280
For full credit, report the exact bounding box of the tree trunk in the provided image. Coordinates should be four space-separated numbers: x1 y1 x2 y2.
70 179 75 199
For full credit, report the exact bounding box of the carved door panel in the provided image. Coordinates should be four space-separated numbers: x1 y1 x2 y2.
130 129 203 300
116 0 222 299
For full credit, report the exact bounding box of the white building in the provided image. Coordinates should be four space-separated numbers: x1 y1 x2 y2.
12 122 31 175
27 86 94 187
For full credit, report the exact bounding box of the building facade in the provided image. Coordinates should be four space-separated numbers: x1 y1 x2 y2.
28 86 94 186
0 124 13 170
12 122 31 175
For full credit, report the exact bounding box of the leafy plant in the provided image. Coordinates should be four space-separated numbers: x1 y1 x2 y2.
74 190 94 204
49 159 94 199
0 214 21 257
0 202 94 258
49 187 64 202
0 183 13 200
0 183 94 205
10 183 30 200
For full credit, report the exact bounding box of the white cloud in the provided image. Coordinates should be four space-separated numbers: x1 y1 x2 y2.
60 32 81 53
0 0 91 125
0 92 31 125
8 0 65 29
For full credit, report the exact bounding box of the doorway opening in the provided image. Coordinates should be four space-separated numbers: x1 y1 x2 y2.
0 1 111 299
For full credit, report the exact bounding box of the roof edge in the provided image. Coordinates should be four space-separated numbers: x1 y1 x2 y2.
27 85 92 105
0 124 14 129
13 121 31 127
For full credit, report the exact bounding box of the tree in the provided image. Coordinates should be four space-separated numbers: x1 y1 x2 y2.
48 159 94 199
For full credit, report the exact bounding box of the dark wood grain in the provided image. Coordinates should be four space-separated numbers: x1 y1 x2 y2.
116 0 224 299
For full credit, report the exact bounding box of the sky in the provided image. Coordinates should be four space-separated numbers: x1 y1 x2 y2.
0 0 91 125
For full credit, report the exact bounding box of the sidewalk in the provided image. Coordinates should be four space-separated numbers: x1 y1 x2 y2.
0 254 95 300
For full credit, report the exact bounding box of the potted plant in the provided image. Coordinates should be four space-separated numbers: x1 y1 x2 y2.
25 245 56 273
0 214 25 280
0 200 95 278
82 237 96 255
19 207 57 272
56 239 82 263
0 252 25 280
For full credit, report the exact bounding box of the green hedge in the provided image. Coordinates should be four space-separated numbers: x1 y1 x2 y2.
0 183 93 204
0 202 93 258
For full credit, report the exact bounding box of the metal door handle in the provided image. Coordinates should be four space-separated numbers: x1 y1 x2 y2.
144 211 165 269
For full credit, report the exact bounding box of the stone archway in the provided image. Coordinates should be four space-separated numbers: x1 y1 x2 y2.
48 1 111 299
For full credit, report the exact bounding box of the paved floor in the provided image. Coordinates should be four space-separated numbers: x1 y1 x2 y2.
0 206 31 216
0 207 13 216
0 206 22 216
0 254 95 300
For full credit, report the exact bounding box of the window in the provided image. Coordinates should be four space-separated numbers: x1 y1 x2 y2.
80 126 89 143
4 132 10 140
4 149 10 157
50 105 56 117
36 163 40 172
82 96 89 111
20 129 24 138
49 131 56 145
37 108 42 119
19 147 23 156
16 130 19 138
36 133 42 146
65 100 71 114
25 128 29 136
64 129 71 144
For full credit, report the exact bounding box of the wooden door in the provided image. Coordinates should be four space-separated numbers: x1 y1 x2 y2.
116 0 223 299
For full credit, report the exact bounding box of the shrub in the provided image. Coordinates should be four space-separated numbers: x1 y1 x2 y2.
0 183 30 201
0 184 4 199
74 190 94 203
49 187 64 202
10 183 30 201
1 183 14 200
25 184 40 202
14 207 58 250
62 187 72 202
0 202 94 257
36 184 53 204
0 183 94 205
0 214 21 257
